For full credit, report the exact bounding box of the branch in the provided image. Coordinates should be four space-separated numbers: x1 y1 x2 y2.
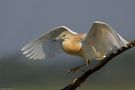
61 40 135 90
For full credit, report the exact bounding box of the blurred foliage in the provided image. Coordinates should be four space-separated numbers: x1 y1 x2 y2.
0 48 135 90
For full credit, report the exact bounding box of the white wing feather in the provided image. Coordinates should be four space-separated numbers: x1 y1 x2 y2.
21 26 77 60
82 21 129 63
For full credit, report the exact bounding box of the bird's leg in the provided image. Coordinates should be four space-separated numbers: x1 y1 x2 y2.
68 64 86 73
68 60 90 73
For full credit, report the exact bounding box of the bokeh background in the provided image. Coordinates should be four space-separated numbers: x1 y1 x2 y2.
0 0 135 90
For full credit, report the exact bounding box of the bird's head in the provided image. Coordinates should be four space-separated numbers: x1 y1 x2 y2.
53 31 73 42
59 31 73 40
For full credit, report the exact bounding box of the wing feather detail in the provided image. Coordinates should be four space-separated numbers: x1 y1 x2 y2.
21 26 77 60
82 21 129 62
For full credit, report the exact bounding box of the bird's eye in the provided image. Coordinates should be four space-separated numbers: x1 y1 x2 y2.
63 35 66 37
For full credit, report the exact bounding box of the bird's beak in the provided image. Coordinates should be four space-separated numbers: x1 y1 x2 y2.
52 36 60 42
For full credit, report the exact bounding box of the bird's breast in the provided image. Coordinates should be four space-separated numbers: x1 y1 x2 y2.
62 41 83 56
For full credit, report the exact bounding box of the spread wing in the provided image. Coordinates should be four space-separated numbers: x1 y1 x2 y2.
21 26 77 60
82 21 129 63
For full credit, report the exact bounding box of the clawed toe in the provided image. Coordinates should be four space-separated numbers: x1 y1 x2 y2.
68 68 85 73
68 65 86 73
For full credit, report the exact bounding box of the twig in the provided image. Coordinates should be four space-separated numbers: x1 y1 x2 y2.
61 40 135 90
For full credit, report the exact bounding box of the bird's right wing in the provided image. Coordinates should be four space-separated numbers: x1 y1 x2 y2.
82 21 129 64
21 26 77 60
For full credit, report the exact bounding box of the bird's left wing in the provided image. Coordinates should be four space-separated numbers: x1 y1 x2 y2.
82 21 129 63
21 26 77 60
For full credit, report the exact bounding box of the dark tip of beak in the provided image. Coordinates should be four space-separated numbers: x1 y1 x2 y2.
52 39 57 42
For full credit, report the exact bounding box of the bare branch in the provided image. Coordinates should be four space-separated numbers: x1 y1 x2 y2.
61 40 135 90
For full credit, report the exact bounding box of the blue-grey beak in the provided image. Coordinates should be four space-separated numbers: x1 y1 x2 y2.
52 36 60 42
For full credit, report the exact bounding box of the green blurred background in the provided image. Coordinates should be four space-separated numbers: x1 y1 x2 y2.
0 0 135 90
0 49 135 90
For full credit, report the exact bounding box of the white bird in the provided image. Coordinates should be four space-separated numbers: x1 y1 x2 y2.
21 21 128 72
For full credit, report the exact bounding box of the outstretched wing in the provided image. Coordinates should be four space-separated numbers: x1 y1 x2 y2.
21 26 77 60
82 21 129 63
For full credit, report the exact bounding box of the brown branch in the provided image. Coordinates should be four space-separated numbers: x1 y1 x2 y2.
61 40 135 90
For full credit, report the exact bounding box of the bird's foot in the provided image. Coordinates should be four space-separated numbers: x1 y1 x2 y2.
68 64 86 73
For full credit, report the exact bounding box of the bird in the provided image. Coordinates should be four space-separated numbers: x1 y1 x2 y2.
21 21 129 72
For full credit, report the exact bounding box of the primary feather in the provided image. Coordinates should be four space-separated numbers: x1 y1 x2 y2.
82 21 128 64
21 26 77 60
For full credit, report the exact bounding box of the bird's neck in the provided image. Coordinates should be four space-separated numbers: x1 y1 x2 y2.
71 33 86 42
62 38 83 56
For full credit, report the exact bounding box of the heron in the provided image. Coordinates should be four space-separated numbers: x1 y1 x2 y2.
21 21 128 72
